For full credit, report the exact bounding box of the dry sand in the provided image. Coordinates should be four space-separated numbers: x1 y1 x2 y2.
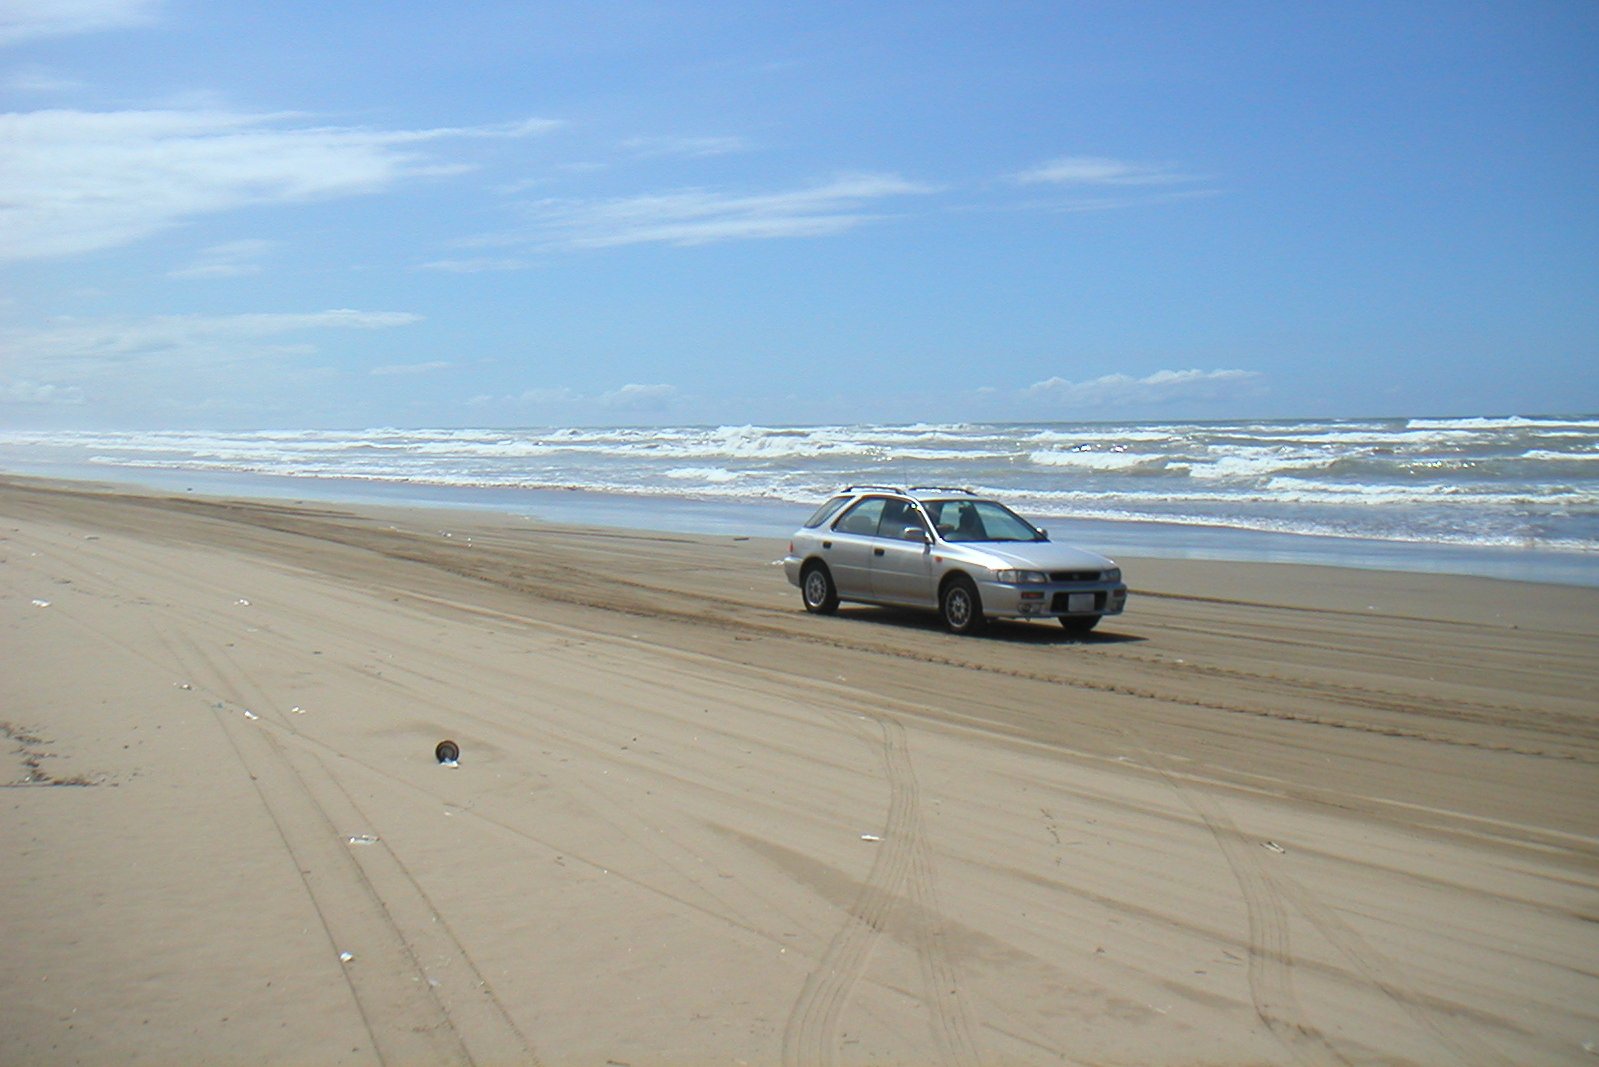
2 475 1596 1066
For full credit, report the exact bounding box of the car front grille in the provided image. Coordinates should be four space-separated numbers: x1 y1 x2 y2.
1049 570 1103 583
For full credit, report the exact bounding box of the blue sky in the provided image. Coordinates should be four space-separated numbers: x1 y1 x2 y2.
2 1 1595 429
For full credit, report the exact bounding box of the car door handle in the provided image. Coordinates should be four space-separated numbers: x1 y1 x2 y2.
822 540 832 549
873 547 886 556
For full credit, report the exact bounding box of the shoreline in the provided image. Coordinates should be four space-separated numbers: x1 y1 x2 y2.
4 461 1596 588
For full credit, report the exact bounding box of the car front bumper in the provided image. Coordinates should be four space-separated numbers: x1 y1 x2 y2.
977 580 1128 620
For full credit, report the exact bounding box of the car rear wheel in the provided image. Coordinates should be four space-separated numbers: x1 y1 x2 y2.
940 575 985 634
1059 614 1101 634
801 562 839 614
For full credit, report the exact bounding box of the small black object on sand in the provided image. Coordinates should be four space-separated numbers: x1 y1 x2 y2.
435 739 460 764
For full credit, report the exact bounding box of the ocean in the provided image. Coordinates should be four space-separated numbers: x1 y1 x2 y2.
4 416 1597 586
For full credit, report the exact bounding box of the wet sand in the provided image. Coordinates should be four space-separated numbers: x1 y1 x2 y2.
2 475 1596 1065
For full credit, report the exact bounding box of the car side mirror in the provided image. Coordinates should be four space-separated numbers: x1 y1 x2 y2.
901 526 930 544
1036 528 1049 540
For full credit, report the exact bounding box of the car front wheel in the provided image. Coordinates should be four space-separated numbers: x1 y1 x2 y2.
940 576 985 634
801 562 839 614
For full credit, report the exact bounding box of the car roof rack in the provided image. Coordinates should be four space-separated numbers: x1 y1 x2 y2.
908 485 977 496
841 484 907 495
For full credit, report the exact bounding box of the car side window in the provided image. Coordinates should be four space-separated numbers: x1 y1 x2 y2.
924 500 986 541
834 497 887 536
876 499 926 538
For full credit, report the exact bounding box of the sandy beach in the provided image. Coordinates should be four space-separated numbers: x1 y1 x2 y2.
2 475 1596 1066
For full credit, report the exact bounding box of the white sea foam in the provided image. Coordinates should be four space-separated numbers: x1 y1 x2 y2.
5 416 1596 552
1028 448 1173 472
665 466 740 483
1406 415 1599 431
1024 428 1181 445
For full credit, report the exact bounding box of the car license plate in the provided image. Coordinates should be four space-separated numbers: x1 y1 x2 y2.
1068 593 1095 613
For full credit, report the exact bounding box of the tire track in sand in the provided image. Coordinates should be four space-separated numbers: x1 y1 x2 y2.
280 579 986 1066
156 625 542 1067
1139 740 1512 1067
1152 756 1349 1067
1270 875 1515 1067
782 715 981 1067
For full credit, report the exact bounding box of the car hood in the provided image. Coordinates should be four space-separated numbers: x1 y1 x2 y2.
946 540 1115 572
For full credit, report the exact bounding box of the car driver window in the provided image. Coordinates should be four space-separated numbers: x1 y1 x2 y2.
877 499 910 535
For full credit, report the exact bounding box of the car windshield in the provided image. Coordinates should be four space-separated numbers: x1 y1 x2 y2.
923 499 1043 543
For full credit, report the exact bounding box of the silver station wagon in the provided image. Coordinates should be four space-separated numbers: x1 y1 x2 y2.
783 485 1127 634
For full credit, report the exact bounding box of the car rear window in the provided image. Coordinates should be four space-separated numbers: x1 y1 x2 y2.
836 498 890 535
803 496 851 528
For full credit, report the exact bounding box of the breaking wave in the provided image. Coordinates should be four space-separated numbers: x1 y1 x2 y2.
3 414 1596 552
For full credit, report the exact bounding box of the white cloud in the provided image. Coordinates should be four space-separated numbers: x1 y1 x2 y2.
0 109 561 262
600 382 677 408
1025 368 1263 406
512 173 935 250
370 360 450 376
168 238 277 279
466 383 678 412
416 257 529 274
0 378 85 405
620 135 750 159
500 386 583 406
1008 156 1215 213
5 309 421 371
0 0 158 45
1 308 424 421
5 66 89 94
1014 156 1191 186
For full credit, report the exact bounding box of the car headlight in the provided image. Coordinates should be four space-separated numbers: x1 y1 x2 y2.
1101 568 1121 582
993 568 1048 584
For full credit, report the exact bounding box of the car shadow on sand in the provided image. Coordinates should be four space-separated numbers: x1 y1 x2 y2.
832 606 1144 645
